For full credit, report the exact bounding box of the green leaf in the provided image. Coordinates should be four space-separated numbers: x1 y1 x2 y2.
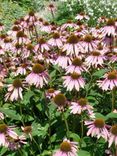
22 90 34 105
0 108 21 120
93 69 107 77
78 150 91 156
95 113 106 120
106 112 117 120
0 147 7 156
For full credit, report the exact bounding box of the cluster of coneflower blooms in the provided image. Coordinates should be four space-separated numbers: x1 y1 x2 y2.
0 8 117 155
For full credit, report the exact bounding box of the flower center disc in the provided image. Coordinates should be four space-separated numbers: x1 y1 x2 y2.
94 119 105 128
48 88 55 93
91 51 100 56
32 64 45 74
71 72 80 79
60 141 71 152
43 22 49 26
13 79 22 88
67 34 78 44
84 35 93 42
111 125 117 135
72 58 83 66
53 33 60 39
23 126 32 134
107 19 115 26
108 71 117 80
78 98 87 106
54 93 66 106
38 38 46 44
0 124 7 133
27 44 34 51
16 31 25 38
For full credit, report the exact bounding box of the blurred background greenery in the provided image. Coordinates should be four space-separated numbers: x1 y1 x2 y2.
0 0 116 29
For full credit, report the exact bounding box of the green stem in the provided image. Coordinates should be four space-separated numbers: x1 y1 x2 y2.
44 92 52 155
46 104 52 156
32 136 41 154
111 89 115 112
80 116 84 148
62 111 70 138
19 103 24 126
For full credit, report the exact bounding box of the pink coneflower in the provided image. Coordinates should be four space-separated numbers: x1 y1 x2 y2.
101 18 116 36
5 79 23 101
66 57 87 74
0 46 4 55
85 118 109 140
53 138 78 156
48 32 63 48
21 126 32 140
26 63 49 88
0 124 18 147
75 12 89 20
2 37 13 51
70 98 94 117
8 135 27 150
0 112 4 120
46 88 60 99
81 34 98 53
63 34 83 57
15 63 31 76
40 21 51 33
0 23 4 31
85 51 107 68
22 43 34 58
97 16 107 24
63 72 85 91
55 51 72 69
35 37 50 53
16 31 30 44
61 20 76 30
53 93 67 110
7 26 21 37
108 125 117 147
97 70 117 91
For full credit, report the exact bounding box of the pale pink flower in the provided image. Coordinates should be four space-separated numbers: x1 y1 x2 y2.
0 112 4 120
63 72 85 91
97 71 117 91
26 64 49 88
15 63 31 76
81 34 99 53
85 51 107 68
70 98 94 117
0 23 4 31
55 51 72 69
15 31 30 44
108 125 117 147
40 21 51 33
53 138 78 156
101 19 116 36
5 79 23 101
75 12 89 20
48 32 63 48
63 34 84 56
35 37 50 53
21 126 32 140
61 20 76 30
8 135 27 150
46 88 60 99
7 25 21 37
66 57 87 74
85 118 109 140
97 16 107 24
0 124 18 147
